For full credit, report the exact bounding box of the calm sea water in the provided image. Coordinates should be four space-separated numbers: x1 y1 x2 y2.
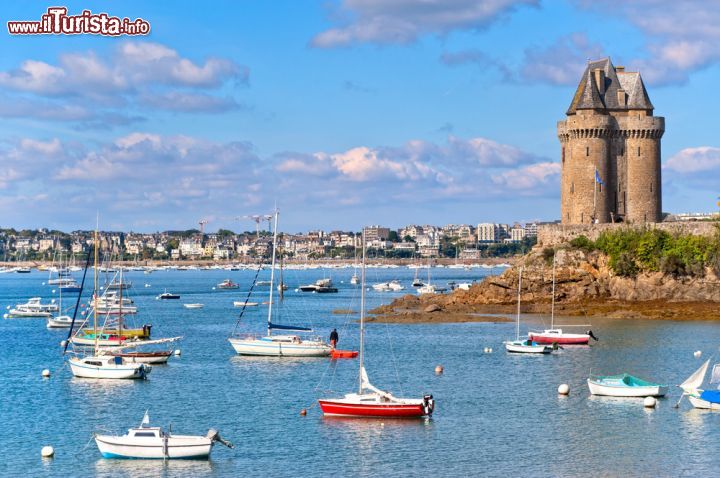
1 265 719 477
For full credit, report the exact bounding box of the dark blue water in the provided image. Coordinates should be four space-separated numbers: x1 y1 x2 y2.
1 266 719 477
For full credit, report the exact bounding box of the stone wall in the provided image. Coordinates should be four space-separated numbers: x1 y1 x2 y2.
537 222 719 247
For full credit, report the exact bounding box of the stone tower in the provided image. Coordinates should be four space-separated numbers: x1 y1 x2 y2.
558 58 664 224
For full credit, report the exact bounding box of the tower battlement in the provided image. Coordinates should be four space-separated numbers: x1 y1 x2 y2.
558 58 664 224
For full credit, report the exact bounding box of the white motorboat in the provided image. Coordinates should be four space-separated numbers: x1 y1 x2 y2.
233 301 259 307
183 303 204 309
372 282 393 292
8 297 58 317
587 374 668 397
47 315 79 329
95 413 233 459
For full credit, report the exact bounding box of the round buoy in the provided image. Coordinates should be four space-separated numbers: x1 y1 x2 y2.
3 313 7 319
42 282 46 286
300 408 307 416
644 396 657 408
488 347 493 353
435 365 444 375
42 369 51 378
558 384 570 395
174 349 181 356
60 340 67 348
212 287 216 290
694 350 702 358
41 446 54 458
5 305 10 309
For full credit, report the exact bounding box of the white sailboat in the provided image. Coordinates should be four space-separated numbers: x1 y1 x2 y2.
504 267 554 354
318 232 435 418
67 228 151 379
46 279 76 329
677 360 720 409
228 210 331 357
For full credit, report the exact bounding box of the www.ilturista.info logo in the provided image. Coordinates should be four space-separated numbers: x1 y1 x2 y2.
7 7 150 36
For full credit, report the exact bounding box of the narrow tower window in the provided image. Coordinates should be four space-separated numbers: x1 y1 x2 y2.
562 147 565 164
586 147 589 156
650 182 653 192
581 212 584 223
637 146 640 156
571 182 574 193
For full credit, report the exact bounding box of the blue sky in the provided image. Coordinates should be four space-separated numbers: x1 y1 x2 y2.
0 0 719 232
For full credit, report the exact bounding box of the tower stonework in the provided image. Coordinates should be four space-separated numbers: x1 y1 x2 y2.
558 58 664 224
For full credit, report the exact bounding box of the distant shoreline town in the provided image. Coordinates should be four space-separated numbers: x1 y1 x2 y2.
1 212 715 264
0 222 549 263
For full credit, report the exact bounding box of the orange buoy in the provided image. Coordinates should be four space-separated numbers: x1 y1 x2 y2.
300 409 307 416
435 365 444 375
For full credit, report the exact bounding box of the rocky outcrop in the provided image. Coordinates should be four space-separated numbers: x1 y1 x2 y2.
371 246 720 322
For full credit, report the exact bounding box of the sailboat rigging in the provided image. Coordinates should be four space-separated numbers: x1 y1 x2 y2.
318 231 435 417
228 209 331 357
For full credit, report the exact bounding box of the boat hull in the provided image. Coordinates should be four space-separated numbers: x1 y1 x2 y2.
587 379 667 397
228 337 331 357
318 399 427 418
68 357 149 379
529 332 589 345
95 435 212 459
504 341 552 354
688 395 720 410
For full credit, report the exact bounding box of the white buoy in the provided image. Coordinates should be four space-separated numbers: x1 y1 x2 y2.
51 291 56 295
558 384 570 395
42 369 51 378
212 287 216 290
174 349 181 356
3 313 7 319
41 446 54 458
488 347 493 353
644 396 657 408
5 305 10 309
435 365 443 375
42 282 46 285
695 350 702 358
60 340 67 348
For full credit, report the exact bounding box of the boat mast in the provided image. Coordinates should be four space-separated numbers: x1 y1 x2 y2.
358 229 366 395
118 268 124 338
516 266 522 341
551 254 556 330
93 226 99 356
266 209 279 337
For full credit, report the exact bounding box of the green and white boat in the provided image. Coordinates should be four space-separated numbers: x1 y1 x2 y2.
587 373 668 397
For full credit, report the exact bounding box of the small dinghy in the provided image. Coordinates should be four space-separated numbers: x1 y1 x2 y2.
331 349 359 359
95 412 233 459
587 373 668 397
505 339 553 354
183 303 204 309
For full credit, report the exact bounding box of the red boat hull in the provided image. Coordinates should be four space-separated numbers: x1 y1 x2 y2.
528 333 589 345
318 400 427 418
330 349 358 359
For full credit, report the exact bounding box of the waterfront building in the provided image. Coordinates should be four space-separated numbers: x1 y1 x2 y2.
363 226 390 242
477 223 497 243
558 57 664 224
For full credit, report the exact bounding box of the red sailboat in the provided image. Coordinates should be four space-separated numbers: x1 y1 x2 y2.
528 254 597 345
318 232 434 418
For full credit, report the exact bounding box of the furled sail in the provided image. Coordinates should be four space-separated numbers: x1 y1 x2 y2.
268 322 311 332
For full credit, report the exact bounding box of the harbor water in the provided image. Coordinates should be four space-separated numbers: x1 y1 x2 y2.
1 266 719 477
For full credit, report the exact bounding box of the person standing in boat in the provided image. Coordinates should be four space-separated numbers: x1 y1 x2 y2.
329 328 339 349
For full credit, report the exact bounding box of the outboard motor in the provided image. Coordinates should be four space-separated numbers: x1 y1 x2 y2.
587 330 599 341
422 394 435 416
143 324 152 338
207 429 234 449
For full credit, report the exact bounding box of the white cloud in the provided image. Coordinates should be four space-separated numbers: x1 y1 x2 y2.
665 146 720 174
312 0 538 47
491 162 560 193
520 33 605 85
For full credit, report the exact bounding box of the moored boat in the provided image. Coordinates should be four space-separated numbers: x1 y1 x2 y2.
184 303 204 309
217 279 239 289
95 412 233 459
157 290 180 300
318 231 434 418
587 374 668 397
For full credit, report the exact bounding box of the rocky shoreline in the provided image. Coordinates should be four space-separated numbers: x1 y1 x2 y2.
370 246 720 323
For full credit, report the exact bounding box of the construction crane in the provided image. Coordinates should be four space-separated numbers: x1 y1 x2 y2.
198 219 208 234
239 214 272 239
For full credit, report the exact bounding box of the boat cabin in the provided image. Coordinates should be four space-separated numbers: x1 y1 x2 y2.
127 427 164 439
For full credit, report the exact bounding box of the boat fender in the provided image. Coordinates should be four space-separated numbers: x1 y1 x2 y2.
423 395 435 415
587 330 599 341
